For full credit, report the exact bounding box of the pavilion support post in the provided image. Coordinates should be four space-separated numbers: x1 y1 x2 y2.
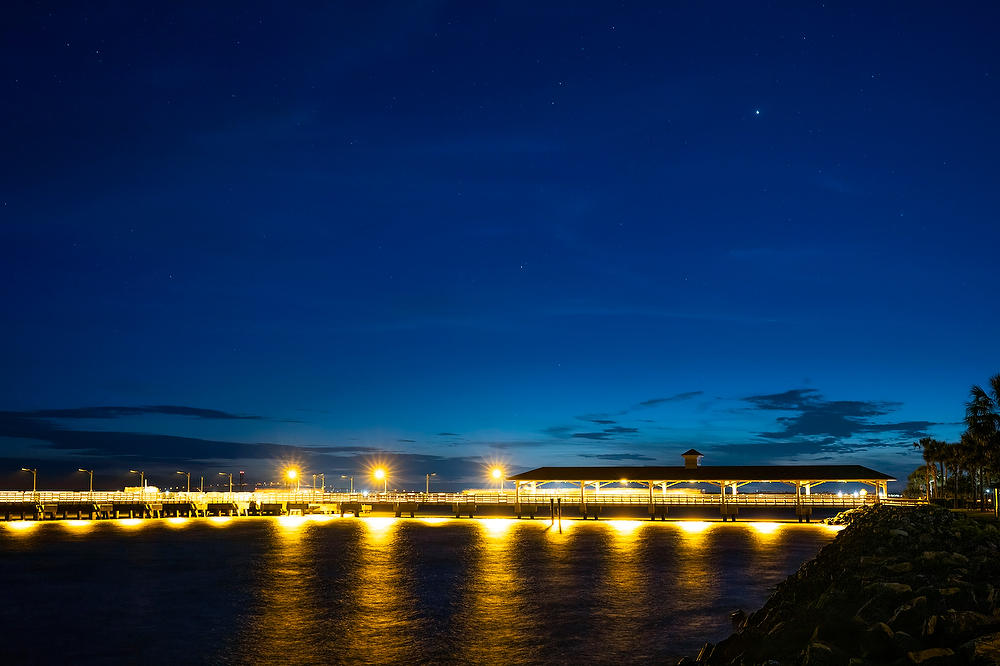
515 481 520 504
580 481 585 509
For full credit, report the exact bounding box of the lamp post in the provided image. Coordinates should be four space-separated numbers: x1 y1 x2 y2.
21 467 37 494
491 467 504 493
78 468 93 494
318 473 325 492
374 468 387 494
425 472 437 494
176 471 190 493
219 472 233 494
341 475 354 493
129 469 145 490
285 468 299 492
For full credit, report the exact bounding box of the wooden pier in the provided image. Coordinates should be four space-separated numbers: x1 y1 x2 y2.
0 489 920 524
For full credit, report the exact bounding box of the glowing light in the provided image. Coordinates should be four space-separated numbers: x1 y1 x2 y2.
420 517 449 525
364 516 397 541
117 518 143 527
752 522 781 535
860 489 867 496
491 467 503 480
824 524 845 533
676 521 711 534
62 520 95 531
277 515 307 529
285 468 298 480
308 514 334 523
166 517 190 527
4 521 38 532
607 519 642 535
620 479 628 485
208 516 233 526
373 468 386 480
480 518 514 537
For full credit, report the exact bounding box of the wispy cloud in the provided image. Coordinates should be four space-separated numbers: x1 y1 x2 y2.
577 453 656 461
741 388 937 449
635 391 703 408
7 405 263 420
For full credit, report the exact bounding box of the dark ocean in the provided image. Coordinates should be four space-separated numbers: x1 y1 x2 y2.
0 516 838 664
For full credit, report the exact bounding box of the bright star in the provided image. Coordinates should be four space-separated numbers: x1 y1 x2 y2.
754 109 760 115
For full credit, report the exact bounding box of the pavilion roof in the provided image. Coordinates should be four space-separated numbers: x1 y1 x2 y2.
507 465 894 483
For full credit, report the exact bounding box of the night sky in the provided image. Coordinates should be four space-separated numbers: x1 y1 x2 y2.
2 3 998 491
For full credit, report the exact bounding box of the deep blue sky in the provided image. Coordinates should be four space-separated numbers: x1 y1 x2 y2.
1 3 998 490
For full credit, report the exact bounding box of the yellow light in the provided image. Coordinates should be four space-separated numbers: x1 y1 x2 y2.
373 468 386 480
480 518 514 537
620 478 628 485
308 514 334 523
751 522 781 535
285 468 298 480
208 516 232 526
491 467 503 480
420 517 449 525
277 514 307 529
677 520 711 533
117 518 143 528
62 520 95 531
607 519 642 535
166 517 190 527
5 521 38 532
824 524 845 533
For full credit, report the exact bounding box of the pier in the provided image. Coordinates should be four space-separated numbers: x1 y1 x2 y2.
0 488 918 524
0 451 914 524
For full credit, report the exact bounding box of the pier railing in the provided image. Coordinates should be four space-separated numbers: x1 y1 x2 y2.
0 490 921 507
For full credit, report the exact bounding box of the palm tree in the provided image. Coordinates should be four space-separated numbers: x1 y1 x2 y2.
914 437 942 500
965 375 1000 508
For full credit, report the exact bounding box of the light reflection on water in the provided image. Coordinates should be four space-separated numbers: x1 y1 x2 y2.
0 518 837 663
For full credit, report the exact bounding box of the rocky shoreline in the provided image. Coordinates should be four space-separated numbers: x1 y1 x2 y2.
681 505 1000 665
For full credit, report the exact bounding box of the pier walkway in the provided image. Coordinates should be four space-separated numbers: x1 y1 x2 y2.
0 489 920 523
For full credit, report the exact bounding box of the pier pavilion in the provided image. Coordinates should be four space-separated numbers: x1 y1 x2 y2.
507 450 895 521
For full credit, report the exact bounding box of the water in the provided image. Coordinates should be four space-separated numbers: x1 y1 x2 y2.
0 516 838 664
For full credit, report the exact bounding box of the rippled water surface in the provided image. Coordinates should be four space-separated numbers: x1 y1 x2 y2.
0 517 839 663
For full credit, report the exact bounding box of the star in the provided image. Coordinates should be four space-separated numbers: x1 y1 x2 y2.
755 109 761 115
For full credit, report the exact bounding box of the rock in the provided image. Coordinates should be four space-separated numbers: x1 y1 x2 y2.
802 641 843 666
893 630 919 654
887 561 914 574
934 610 1000 643
695 641 713 661
890 597 929 636
906 647 957 664
959 631 1000 665
861 621 897 659
890 528 910 537
729 609 747 631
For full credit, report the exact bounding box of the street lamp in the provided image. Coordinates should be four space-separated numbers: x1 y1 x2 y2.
219 472 233 493
129 469 145 489
425 472 437 494
341 475 354 493
373 467 387 493
176 470 190 493
318 473 325 492
491 467 504 492
78 469 94 493
285 468 299 491
21 468 37 493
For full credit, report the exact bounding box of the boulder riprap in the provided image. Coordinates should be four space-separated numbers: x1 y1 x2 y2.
684 505 1000 665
